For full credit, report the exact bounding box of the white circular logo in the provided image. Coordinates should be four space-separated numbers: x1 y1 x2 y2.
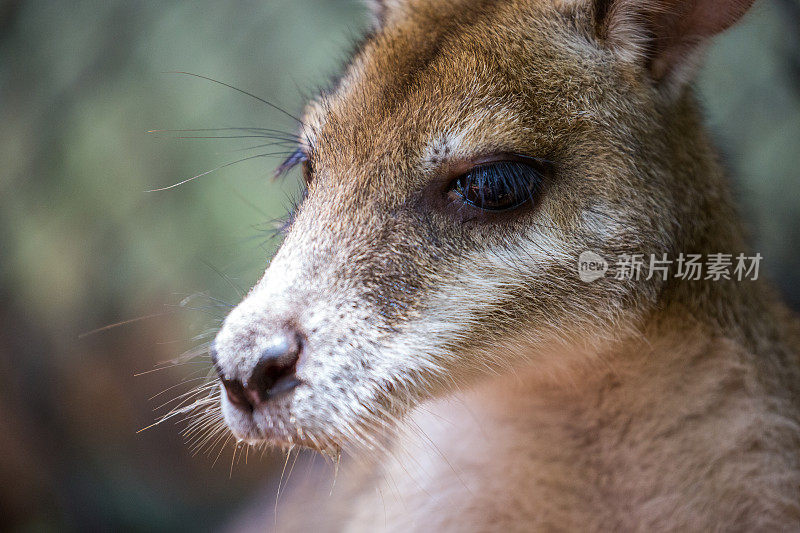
577 251 608 282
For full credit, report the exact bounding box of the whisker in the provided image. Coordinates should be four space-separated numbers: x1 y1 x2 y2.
212 434 234 467
148 127 296 136
170 135 298 142
199 260 246 299
189 415 228 455
138 385 217 433
134 361 210 377
148 376 212 401
229 187 272 218
146 151 289 192
166 71 306 126
275 446 296 526
78 311 171 338
224 142 300 154
230 443 239 478
186 417 226 453
153 380 216 411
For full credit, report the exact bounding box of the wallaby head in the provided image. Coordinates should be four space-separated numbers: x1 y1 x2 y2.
211 0 755 453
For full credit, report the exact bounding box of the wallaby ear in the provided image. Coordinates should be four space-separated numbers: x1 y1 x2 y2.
596 0 756 91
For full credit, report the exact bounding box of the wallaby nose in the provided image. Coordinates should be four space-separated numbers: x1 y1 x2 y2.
212 332 302 410
247 332 303 399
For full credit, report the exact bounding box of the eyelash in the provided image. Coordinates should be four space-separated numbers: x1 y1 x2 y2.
449 159 547 213
276 149 547 223
273 148 312 235
275 148 304 176
276 148 312 184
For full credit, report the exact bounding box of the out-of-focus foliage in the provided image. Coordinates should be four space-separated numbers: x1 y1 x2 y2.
0 1 365 530
0 0 797 530
699 0 800 307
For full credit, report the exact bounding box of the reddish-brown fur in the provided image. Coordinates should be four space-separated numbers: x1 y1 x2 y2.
211 0 800 529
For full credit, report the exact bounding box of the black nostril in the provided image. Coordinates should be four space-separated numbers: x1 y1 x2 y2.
214 332 303 410
246 332 302 402
220 377 253 410
212 343 253 410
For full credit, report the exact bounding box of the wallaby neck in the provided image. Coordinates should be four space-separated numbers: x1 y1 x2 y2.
344 312 799 531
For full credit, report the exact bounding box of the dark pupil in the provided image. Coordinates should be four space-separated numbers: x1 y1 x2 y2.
457 162 537 211
463 179 515 208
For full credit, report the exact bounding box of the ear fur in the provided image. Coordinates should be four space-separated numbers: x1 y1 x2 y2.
365 0 755 94
595 0 756 92
364 0 409 29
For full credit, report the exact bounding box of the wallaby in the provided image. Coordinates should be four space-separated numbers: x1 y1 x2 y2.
208 0 800 530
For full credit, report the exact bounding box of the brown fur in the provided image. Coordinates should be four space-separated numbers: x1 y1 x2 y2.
211 0 800 529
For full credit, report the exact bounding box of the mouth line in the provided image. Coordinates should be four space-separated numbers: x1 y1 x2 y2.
223 397 343 452
225 409 288 443
223 386 302 440
228 416 329 451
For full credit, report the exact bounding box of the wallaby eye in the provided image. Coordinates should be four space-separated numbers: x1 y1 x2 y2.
449 160 546 212
301 157 314 185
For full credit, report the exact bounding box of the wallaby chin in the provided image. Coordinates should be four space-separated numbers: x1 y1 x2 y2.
206 0 800 529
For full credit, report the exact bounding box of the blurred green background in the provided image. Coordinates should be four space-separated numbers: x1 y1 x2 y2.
0 0 798 531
